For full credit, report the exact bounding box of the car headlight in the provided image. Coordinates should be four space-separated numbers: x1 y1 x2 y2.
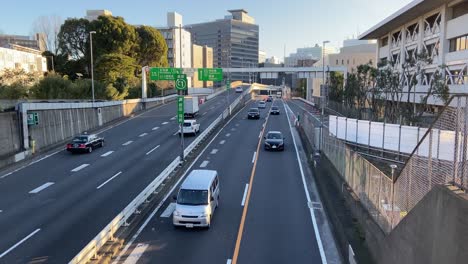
279 142 284 146
173 211 181 217
199 212 208 218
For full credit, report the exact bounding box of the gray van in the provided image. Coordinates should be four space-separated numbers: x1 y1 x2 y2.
173 170 220 228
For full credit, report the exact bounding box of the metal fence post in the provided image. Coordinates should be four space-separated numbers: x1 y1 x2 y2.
368 120 371 153
428 129 433 190
453 98 461 185
462 100 468 187
356 119 359 149
345 118 348 142
398 124 402 161
382 120 386 157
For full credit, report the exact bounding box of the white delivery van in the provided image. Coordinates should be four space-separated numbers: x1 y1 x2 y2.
173 170 219 228
184 96 199 117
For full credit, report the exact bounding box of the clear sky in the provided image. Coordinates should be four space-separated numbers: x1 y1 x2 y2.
0 0 412 60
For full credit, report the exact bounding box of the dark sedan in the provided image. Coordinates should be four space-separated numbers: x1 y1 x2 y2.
67 134 104 153
247 108 260 119
264 131 285 151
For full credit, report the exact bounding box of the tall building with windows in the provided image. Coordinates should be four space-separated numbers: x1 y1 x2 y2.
192 44 214 88
188 9 259 83
360 0 468 108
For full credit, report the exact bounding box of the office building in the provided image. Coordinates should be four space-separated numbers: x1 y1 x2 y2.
192 44 214 87
188 9 259 83
259 50 267 63
0 34 46 52
85 10 113 21
285 44 337 67
328 41 377 72
360 0 468 107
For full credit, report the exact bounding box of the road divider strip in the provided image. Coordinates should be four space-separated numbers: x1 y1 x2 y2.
0 228 41 258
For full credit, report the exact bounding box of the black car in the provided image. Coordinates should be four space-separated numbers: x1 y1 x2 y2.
270 106 280 115
264 131 285 151
266 96 273 102
67 134 104 153
247 108 260 119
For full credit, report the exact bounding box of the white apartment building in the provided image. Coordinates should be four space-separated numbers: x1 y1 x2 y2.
158 12 192 87
328 41 377 72
259 50 267 63
286 44 338 67
0 46 47 74
360 0 468 107
85 10 113 21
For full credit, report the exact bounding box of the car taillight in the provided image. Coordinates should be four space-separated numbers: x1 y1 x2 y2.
67 144 72 148
79 144 86 148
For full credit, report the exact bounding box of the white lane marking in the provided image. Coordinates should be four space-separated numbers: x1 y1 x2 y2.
231 128 236 131
29 182 55 194
258 131 262 139
210 149 218 154
0 210 2 213
152 126 160 131
160 203 176 218
226 133 231 137
139 133 148 137
145 145 160 155
235 123 240 127
122 243 149 264
203 112 208 116
162 122 169 125
101 151 114 157
241 184 249 206
0 228 41 258
283 102 328 264
252 151 257 164
71 164 89 172
200 160 209 168
220 140 226 145
173 131 179 136
97 171 122 189
209 107 215 110
227 259 232 264
112 100 249 264
170 116 176 120
122 141 133 146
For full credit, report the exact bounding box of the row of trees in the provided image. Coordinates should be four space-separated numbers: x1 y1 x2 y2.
1 14 170 101
327 51 449 125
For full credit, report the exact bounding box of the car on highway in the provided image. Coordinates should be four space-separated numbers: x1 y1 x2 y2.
173 170 219 228
270 106 280 115
264 131 285 151
66 134 104 153
179 120 200 136
235 87 243 93
266 96 273 102
247 108 260 119
258 101 266 109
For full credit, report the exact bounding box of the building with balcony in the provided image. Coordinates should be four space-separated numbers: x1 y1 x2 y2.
360 0 468 107
188 9 259 83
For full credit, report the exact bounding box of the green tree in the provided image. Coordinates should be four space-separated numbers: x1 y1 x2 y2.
95 53 137 99
136 26 168 67
57 18 90 60
328 72 344 102
90 16 138 59
32 74 73 99
0 83 29 99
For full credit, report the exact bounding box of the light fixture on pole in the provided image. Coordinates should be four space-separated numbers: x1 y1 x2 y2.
89 31 97 104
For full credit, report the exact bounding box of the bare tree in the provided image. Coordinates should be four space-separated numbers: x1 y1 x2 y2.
32 15 63 53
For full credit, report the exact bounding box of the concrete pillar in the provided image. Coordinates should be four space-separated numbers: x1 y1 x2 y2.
142 66 148 99
18 103 29 149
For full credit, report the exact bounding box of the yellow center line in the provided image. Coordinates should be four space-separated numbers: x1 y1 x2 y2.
231 103 272 264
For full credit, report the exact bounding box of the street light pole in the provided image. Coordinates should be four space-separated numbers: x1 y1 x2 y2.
178 24 185 163
90 31 96 104
320 40 330 153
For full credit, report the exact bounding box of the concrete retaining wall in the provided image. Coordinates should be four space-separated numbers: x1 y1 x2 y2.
0 112 21 157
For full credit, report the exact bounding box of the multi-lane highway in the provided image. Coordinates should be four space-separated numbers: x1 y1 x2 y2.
114 98 340 264
0 90 241 263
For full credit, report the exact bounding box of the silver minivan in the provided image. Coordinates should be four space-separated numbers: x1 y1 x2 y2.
173 170 219 228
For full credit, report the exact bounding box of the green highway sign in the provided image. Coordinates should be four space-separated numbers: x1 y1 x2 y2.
226 80 231 90
27 112 39 126
150 68 182 81
175 74 188 91
177 96 184 124
198 68 223 81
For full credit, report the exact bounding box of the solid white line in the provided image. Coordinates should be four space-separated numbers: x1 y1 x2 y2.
258 131 262 139
200 160 209 168
122 243 149 264
227 259 232 264
251 151 257 164
29 182 54 194
122 141 133 146
112 99 249 264
152 126 160 131
145 145 160 155
220 140 226 145
101 151 114 157
160 203 176 218
0 228 41 258
139 133 148 137
226 133 231 137
162 122 169 125
241 184 249 206
170 116 176 120
210 149 218 154
71 164 89 172
97 172 122 189
283 101 327 264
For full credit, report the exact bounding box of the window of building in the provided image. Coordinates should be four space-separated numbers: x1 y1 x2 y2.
452 1 468 19
353 58 355 65
381 36 389 46
449 35 468 52
347 59 349 65
341 59 344 65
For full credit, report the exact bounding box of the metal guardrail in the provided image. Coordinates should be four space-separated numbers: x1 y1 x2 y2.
69 87 251 264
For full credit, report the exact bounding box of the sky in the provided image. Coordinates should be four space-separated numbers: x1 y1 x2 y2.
0 0 412 60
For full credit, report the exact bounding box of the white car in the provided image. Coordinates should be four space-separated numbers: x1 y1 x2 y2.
179 120 200 136
235 87 243 93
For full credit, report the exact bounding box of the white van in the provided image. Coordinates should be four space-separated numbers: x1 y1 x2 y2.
173 170 219 228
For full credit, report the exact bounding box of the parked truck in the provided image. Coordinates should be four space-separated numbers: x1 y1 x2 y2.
184 96 199 117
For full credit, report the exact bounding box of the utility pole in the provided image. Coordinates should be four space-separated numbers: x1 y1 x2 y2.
90 31 96 104
178 24 185 163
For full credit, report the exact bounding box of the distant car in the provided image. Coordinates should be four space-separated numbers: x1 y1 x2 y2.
179 120 200 136
258 101 266 109
264 131 285 151
247 108 260 119
67 134 104 153
235 87 243 93
266 96 273 102
270 106 280 115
